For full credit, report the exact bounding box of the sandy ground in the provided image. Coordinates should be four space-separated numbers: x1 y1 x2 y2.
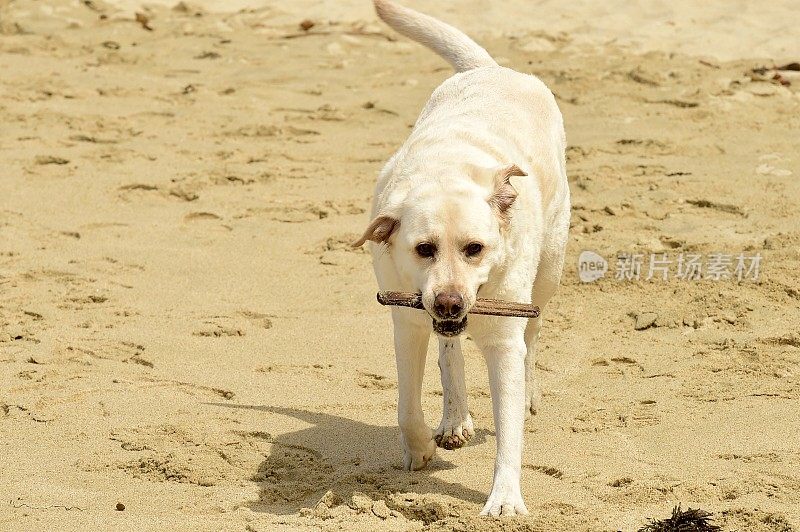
1 1 799 530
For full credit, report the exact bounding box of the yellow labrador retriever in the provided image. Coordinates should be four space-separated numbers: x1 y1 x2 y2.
353 0 570 516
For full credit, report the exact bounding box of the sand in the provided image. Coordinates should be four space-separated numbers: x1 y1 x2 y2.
1 0 799 530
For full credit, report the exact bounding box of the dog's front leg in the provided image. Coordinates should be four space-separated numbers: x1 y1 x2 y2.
392 310 436 471
477 332 528 516
434 337 474 450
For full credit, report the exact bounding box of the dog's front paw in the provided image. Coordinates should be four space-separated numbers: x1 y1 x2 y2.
480 480 528 517
434 412 474 450
401 434 436 471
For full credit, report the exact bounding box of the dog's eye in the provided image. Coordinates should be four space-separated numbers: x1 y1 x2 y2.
465 242 483 257
415 243 436 258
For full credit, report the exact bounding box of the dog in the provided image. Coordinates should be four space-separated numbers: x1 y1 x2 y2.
353 0 570 516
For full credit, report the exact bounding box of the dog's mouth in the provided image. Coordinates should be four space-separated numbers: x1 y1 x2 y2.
432 316 468 337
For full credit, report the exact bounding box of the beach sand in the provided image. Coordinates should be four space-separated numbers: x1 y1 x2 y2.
1 1 799 530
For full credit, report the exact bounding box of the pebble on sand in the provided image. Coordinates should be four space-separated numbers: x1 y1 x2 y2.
371 500 390 519
350 492 373 512
683 316 702 329
35 155 69 165
635 312 659 330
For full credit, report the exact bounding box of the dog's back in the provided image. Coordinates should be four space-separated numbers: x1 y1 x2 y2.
374 0 568 223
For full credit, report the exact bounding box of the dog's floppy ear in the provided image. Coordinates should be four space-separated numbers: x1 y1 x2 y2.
352 215 399 247
488 164 526 220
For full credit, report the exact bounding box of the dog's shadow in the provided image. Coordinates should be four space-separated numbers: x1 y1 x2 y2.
207 403 490 515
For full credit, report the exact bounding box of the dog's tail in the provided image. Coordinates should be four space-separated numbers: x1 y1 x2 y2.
373 0 496 72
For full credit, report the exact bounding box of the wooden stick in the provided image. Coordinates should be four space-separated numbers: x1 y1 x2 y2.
377 291 540 318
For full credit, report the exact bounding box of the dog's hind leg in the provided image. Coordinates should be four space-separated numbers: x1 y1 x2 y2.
525 231 567 417
392 310 437 470
434 337 474 450
524 299 549 417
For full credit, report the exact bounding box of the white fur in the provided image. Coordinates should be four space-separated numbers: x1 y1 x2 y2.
358 0 570 517
373 0 496 72
435 338 474 450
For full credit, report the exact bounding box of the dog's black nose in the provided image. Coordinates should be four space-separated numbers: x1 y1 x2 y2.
434 292 464 319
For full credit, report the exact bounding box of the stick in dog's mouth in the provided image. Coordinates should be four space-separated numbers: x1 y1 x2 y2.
376 291 541 322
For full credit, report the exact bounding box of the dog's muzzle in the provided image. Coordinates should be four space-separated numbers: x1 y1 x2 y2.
432 316 468 337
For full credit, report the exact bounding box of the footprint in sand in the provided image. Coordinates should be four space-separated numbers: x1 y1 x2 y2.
103 424 250 487
309 233 367 266
118 183 199 202
239 200 365 224
569 401 659 432
53 339 153 368
357 371 395 390
182 211 232 232
525 464 565 480
192 311 272 337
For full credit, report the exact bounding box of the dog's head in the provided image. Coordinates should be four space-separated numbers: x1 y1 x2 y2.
353 164 525 336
